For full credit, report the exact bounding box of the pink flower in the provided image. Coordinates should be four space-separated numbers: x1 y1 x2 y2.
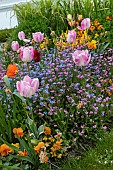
72 49 91 66
16 75 39 97
18 31 25 40
77 18 90 30
19 46 34 62
67 30 76 43
11 41 19 51
23 39 30 43
32 32 44 42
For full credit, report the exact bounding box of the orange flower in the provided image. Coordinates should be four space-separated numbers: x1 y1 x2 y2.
94 20 100 26
77 15 83 21
5 88 11 94
6 64 18 78
87 40 96 49
89 25 95 31
18 150 28 156
39 151 49 163
44 127 51 135
107 91 112 96
77 102 83 109
109 79 112 84
49 136 54 142
68 20 76 27
106 16 112 21
34 142 45 154
53 139 62 151
50 147 57 157
97 25 103 30
13 128 24 138
75 21 79 25
4 42 8 48
0 144 12 156
2 48 5 52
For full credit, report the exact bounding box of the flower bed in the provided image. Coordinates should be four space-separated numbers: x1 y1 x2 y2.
0 16 113 169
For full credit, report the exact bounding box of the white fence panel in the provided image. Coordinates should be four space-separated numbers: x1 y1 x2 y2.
0 0 30 30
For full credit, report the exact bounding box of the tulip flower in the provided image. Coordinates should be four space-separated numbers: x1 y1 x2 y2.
72 49 91 66
6 64 18 78
77 18 90 30
18 31 25 40
67 30 76 43
19 46 34 62
11 41 19 51
32 32 44 42
16 75 39 97
34 50 40 62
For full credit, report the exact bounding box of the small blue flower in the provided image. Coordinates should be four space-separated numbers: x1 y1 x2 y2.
40 97 44 100
44 111 47 115
90 93 95 97
40 102 44 106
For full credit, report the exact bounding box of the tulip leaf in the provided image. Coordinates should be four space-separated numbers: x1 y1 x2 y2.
13 92 25 101
38 124 45 135
97 42 109 55
3 75 11 89
26 116 38 138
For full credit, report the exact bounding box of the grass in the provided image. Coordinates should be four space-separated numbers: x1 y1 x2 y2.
59 131 113 170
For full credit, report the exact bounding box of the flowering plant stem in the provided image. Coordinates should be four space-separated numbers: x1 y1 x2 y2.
26 63 30 76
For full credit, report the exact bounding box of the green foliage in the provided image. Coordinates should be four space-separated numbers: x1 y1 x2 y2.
8 0 113 46
0 29 14 43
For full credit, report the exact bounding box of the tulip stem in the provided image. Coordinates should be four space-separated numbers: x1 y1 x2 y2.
26 63 30 76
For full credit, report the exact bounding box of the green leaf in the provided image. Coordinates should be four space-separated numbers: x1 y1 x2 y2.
38 124 45 135
3 75 11 89
98 42 110 55
26 116 38 138
0 160 2 166
13 92 25 101
110 67 113 75
17 137 36 164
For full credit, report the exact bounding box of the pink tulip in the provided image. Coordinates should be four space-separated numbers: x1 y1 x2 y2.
19 46 34 62
11 41 19 51
32 32 44 42
16 75 39 97
18 31 25 40
77 18 90 30
67 30 76 43
23 39 30 43
72 50 91 66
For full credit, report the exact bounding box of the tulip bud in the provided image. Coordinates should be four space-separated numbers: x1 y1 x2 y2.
11 41 19 51
67 14 72 21
32 32 44 43
77 15 83 21
18 31 25 40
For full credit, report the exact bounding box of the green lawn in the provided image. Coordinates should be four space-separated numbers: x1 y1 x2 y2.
60 131 113 170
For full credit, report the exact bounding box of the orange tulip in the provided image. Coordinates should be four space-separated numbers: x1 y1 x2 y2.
6 64 18 78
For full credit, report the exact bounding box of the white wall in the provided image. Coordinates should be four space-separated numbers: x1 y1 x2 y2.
0 0 30 30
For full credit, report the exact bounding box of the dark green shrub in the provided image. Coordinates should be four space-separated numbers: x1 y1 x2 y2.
0 29 14 42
